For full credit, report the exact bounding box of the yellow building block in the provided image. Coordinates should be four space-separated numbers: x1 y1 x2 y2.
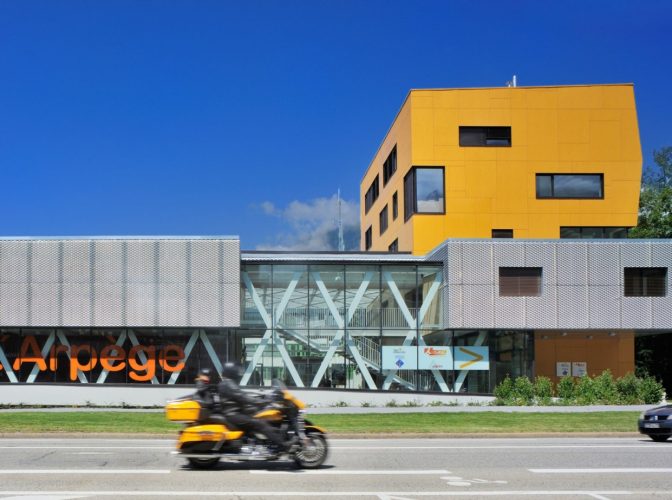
360 84 642 254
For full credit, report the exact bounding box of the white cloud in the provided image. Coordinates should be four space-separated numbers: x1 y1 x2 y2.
256 194 360 251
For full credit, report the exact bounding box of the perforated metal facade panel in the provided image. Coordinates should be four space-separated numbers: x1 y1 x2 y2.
0 237 240 328
428 240 672 331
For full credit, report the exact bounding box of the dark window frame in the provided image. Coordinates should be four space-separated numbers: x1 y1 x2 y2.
499 267 543 297
383 145 397 186
536 173 604 200
379 205 388 235
560 227 630 239
492 229 514 238
364 226 373 251
364 176 380 214
392 191 398 220
388 239 399 253
459 126 512 147
404 166 446 221
624 267 667 297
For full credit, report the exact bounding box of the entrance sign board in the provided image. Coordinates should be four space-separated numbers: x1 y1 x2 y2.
382 346 488 371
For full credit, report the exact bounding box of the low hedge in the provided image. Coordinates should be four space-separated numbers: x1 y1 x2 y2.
493 370 664 406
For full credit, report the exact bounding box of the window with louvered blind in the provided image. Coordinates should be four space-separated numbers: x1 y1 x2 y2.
624 268 667 297
499 267 542 297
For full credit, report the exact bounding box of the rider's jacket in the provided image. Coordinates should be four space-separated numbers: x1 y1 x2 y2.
216 379 263 416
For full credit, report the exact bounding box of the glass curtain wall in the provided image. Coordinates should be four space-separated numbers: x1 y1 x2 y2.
240 261 446 391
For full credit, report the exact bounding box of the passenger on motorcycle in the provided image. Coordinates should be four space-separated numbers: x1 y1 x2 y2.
216 362 291 453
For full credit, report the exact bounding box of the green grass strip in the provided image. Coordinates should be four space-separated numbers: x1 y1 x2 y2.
0 411 640 434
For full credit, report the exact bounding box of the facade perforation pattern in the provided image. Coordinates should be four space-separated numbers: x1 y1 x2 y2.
0 238 240 328
434 240 672 330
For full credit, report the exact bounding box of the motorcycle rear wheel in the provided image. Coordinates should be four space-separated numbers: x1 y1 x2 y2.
187 457 220 469
294 433 328 469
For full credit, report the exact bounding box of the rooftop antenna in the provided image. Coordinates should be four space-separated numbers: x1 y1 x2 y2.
506 75 518 87
337 189 345 252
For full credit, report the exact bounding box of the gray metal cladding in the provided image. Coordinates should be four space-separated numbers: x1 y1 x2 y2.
0 237 240 328
435 240 672 330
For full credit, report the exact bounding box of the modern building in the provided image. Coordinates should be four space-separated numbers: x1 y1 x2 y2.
0 236 669 397
360 84 642 254
0 83 670 403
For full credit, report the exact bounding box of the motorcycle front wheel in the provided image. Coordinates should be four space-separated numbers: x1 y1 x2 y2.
294 433 328 469
187 457 220 469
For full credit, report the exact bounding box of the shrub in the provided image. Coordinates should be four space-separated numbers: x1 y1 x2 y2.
638 376 665 404
593 370 619 404
513 376 535 405
556 376 576 403
615 372 640 404
533 376 553 405
575 375 597 405
493 376 514 405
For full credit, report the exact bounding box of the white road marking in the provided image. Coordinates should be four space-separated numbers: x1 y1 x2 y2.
250 469 450 475
0 446 170 450
0 491 635 497
70 451 114 455
530 468 672 474
0 469 170 474
332 444 665 450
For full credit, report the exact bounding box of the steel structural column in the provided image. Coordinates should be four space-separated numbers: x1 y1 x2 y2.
240 271 304 387
309 271 377 389
381 272 447 391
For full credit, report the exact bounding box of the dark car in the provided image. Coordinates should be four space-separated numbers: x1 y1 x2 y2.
638 404 672 442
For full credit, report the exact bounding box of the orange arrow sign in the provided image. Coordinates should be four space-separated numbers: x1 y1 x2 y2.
457 347 484 369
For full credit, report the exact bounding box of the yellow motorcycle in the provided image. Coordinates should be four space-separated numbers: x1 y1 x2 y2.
166 380 328 469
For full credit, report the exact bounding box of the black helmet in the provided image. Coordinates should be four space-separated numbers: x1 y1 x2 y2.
221 362 244 382
195 368 212 384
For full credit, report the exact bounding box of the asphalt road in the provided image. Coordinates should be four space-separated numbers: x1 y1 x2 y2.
0 436 670 499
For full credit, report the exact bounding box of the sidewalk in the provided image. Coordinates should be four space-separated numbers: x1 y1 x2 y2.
0 404 659 413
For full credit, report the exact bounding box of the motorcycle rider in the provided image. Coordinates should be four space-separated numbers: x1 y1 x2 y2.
217 362 290 453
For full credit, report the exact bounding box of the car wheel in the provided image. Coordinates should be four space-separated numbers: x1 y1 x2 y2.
650 435 670 442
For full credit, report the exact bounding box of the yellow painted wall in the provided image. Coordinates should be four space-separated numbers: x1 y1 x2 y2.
360 84 642 255
360 97 414 252
534 331 635 386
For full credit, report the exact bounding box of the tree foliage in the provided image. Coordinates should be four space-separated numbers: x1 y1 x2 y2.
630 147 672 238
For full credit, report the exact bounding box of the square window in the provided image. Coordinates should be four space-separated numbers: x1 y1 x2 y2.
499 267 542 297
404 167 445 220
624 268 667 297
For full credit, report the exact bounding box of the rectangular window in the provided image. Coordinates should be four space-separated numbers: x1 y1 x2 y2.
536 174 603 199
459 126 511 147
383 145 397 185
499 267 542 297
379 205 388 235
404 167 445 220
388 239 398 253
364 176 379 213
492 229 513 238
392 192 398 220
560 227 629 239
624 268 667 297
364 226 372 251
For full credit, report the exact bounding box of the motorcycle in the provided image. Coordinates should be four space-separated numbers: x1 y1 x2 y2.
165 380 328 469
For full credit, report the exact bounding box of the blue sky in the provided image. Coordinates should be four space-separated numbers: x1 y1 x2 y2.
1 1 670 250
